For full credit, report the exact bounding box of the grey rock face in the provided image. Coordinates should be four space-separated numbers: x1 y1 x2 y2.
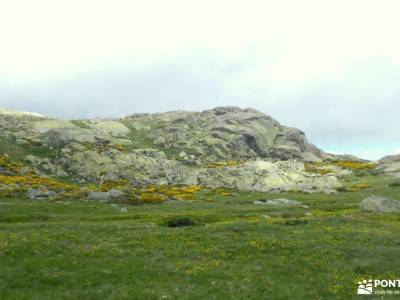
378 154 400 177
25 155 68 177
125 106 323 162
360 195 400 213
45 127 100 148
197 160 343 193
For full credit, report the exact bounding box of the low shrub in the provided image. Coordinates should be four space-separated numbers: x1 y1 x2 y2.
389 181 400 187
285 219 308 226
166 217 196 227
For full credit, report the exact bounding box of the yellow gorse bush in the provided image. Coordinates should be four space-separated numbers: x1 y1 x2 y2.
304 161 377 175
0 154 85 199
0 154 22 173
304 162 334 175
348 183 371 191
207 160 242 168
333 161 377 170
100 179 130 192
138 185 203 202
0 174 81 198
0 154 205 203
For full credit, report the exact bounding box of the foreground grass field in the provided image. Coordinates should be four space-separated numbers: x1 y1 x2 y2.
1 175 400 299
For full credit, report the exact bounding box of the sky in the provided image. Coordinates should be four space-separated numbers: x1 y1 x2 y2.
0 0 399 160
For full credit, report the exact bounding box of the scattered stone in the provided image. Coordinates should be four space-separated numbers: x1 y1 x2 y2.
109 189 126 199
261 214 272 220
304 212 313 217
254 198 302 206
88 192 111 201
26 188 55 200
360 195 400 213
178 151 188 160
87 189 125 202
120 207 128 213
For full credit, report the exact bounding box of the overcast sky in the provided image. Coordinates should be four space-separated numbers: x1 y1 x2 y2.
0 0 399 160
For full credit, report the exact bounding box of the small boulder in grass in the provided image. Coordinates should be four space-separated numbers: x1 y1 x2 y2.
360 195 400 213
26 188 56 200
88 191 111 201
254 198 302 206
109 189 125 199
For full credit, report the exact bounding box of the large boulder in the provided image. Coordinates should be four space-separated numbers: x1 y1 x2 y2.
378 154 400 177
44 127 102 148
33 119 77 133
360 195 400 213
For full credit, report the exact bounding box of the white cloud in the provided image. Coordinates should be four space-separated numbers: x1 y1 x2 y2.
0 0 399 159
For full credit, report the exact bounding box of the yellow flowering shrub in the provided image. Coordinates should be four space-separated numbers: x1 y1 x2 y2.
333 161 377 170
0 174 81 198
137 185 203 202
347 183 371 191
304 162 334 175
139 192 166 203
304 160 377 175
207 160 242 168
100 179 130 192
0 154 22 173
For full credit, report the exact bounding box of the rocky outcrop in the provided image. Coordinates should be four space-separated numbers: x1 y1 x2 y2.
195 160 342 193
0 106 357 193
125 106 324 162
58 147 183 185
378 154 400 177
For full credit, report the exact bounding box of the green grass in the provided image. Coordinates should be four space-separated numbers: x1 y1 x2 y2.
1 176 400 299
0 138 57 162
118 121 181 159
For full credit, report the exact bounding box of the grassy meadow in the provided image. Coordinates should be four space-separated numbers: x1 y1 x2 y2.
1 175 400 299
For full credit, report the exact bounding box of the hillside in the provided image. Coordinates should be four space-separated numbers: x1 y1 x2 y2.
1 106 384 201
1 106 400 299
